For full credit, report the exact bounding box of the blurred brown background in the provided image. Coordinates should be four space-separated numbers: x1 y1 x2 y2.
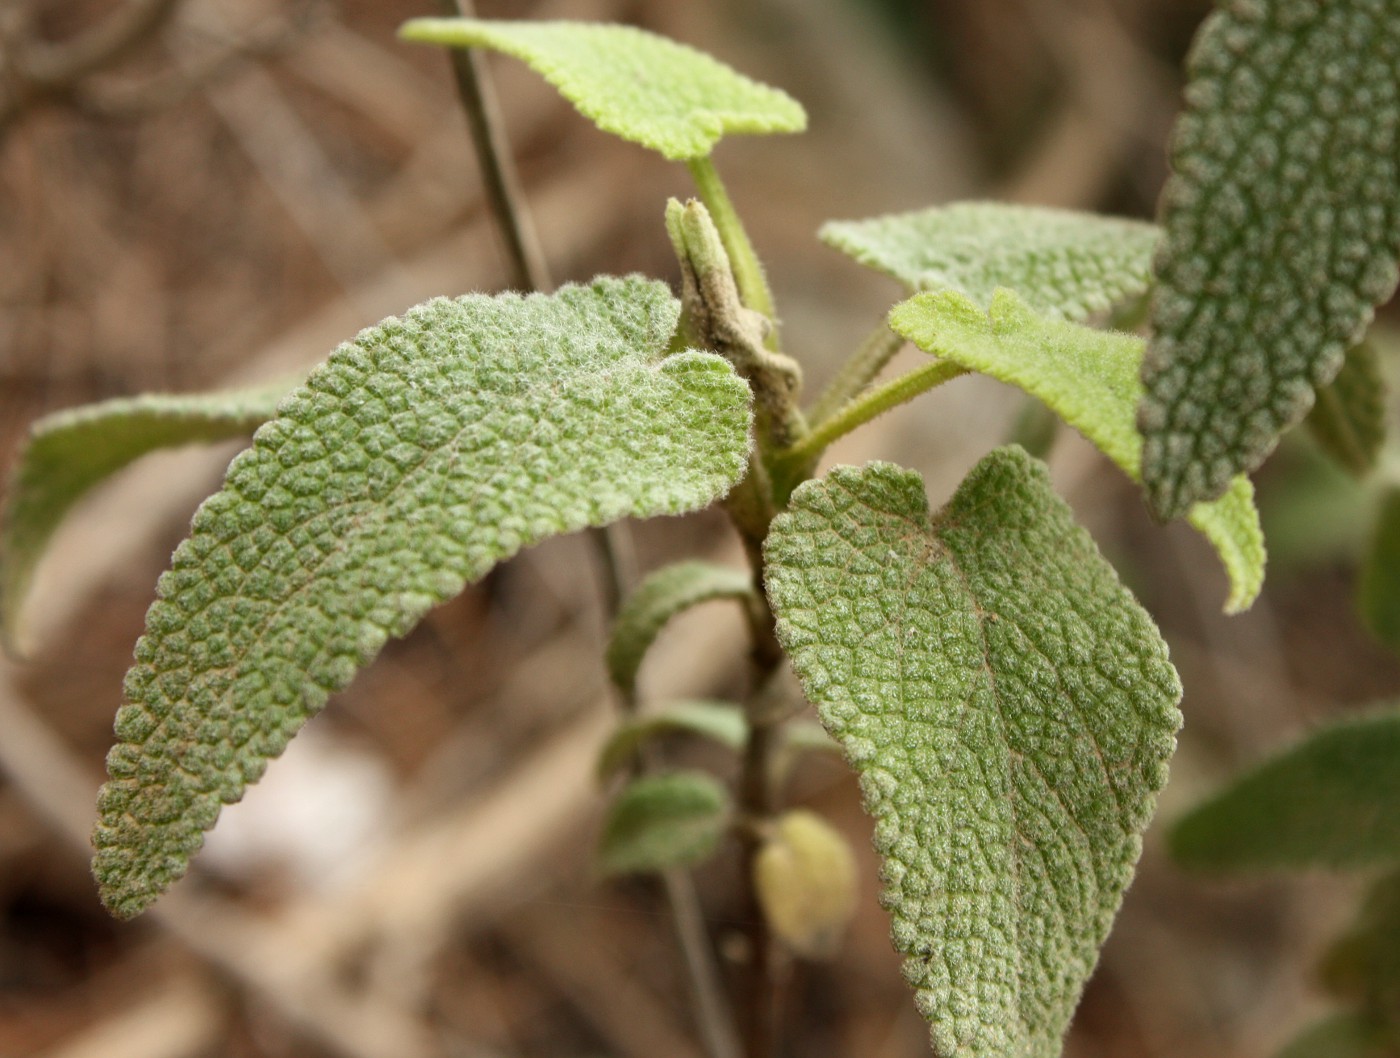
2 1 1397 1056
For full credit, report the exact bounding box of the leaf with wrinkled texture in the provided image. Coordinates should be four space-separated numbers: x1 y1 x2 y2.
1306 342 1387 477
398 18 805 161
1171 708 1400 872
1360 487 1400 656
765 448 1181 1058
1140 0 1400 518
890 289 1265 612
93 277 752 919
820 203 1158 320
605 560 756 700
596 771 730 875
596 700 747 780
1 384 290 654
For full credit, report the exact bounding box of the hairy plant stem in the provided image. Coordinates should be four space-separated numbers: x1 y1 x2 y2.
776 358 970 473
806 322 907 428
434 14 738 1058
685 156 780 350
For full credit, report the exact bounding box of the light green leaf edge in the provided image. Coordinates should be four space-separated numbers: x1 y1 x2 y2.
596 699 747 781
1307 341 1387 478
889 289 1264 613
1359 486 1400 655
93 277 753 919
605 559 757 700
597 769 731 876
819 202 1159 321
398 18 806 161
765 447 1182 1058
1170 707 1400 873
1140 0 1400 519
0 383 291 655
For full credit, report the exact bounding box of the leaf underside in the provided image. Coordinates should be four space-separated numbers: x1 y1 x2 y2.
1171 707 1400 872
765 448 1182 1058
820 202 1159 321
889 289 1265 612
605 559 756 700
1306 341 1387 478
0 384 290 654
93 277 752 918
597 770 730 875
1140 0 1400 518
397 18 806 161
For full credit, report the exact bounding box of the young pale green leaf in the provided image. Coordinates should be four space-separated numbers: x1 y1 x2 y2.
397 19 806 161
1140 0 1400 519
889 289 1265 612
820 203 1159 320
93 277 752 919
1306 343 1387 477
754 810 859 960
1171 708 1400 872
596 699 747 780
605 560 757 700
596 770 730 876
765 447 1182 1058
1275 1015 1393 1058
0 383 290 654
1360 487 1400 656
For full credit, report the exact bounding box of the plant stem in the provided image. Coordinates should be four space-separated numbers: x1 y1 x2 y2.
777 359 969 469
806 323 906 427
434 0 551 293
433 11 739 1057
685 156 779 348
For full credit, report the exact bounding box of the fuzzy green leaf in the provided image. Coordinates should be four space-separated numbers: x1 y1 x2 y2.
1171 708 1400 872
1360 487 1400 656
596 700 747 780
1140 0 1400 518
1 384 290 654
93 277 752 919
820 203 1159 320
398 18 805 161
596 770 730 876
1307 342 1387 478
765 448 1182 1058
605 560 756 700
889 289 1265 612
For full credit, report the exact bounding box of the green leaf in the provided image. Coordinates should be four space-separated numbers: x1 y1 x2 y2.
1275 1014 1392 1058
765 448 1181 1058
1140 0 1400 519
1306 342 1387 477
92 277 752 919
596 770 730 876
1360 487 1400 655
397 18 806 161
889 289 1265 612
1170 708 1400 872
605 560 757 700
820 202 1159 320
596 699 747 781
1 383 290 654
